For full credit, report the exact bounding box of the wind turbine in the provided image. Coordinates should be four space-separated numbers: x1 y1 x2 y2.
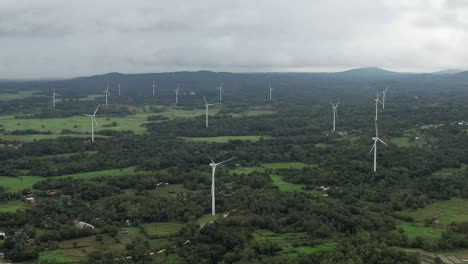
374 93 382 121
52 89 60 108
104 84 111 106
83 105 100 142
152 81 156 97
208 156 236 215
381 86 389 109
269 82 274 101
217 82 224 101
329 100 340 133
175 86 180 105
369 121 388 172
118 83 121 96
203 96 215 128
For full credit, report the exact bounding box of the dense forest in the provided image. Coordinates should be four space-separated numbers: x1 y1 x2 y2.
1 69 468 263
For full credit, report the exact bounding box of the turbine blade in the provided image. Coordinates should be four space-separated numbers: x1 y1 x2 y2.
369 142 376 154
83 114 92 117
215 156 237 166
203 96 208 104
93 117 99 128
379 139 389 147
207 155 215 164
375 121 378 137
93 105 100 115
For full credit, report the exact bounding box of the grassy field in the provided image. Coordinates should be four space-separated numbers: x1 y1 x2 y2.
147 184 193 198
0 176 43 192
271 175 305 192
0 200 31 212
154 106 220 119
432 164 467 178
141 222 186 237
391 136 426 148
196 214 222 226
230 166 265 174
183 135 272 143
397 198 468 242
0 90 43 100
253 229 335 257
55 166 145 180
230 109 275 117
262 162 313 170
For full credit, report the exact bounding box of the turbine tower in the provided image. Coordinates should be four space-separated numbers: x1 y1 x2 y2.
175 86 180 105
382 86 389 109
118 83 121 96
203 96 215 128
208 156 236 215
52 89 60 108
369 121 388 172
83 105 100 142
374 93 382 121
217 82 224 101
269 82 274 101
104 84 111 106
152 81 156 97
329 100 340 133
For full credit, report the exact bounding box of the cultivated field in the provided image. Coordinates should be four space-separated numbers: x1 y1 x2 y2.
182 135 272 143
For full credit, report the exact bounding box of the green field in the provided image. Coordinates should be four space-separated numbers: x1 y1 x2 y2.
183 135 272 143
397 198 468 242
391 136 426 148
154 106 220 119
141 222 186 237
230 166 265 174
196 214 222 226
0 200 31 212
230 109 275 117
55 167 145 180
262 162 313 170
432 164 467 178
271 175 306 192
0 90 43 100
253 229 335 257
147 184 193 198
0 176 43 191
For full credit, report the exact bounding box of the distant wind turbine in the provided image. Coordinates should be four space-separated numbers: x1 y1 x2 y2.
152 81 156 97
83 105 100 142
118 83 121 96
329 100 340 133
382 86 389 109
104 84 111 106
52 89 60 108
208 156 236 215
374 93 382 121
175 86 180 105
369 121 388 172
203 96 215 128
269 82 274 101
217 82 224 101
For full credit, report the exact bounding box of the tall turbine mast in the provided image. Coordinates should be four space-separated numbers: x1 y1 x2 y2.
269 82 274 101
203 96 215 128
382 86 389 110
118 83 121 96
208 156 236 215
218 82 224 101
83 105 100 142
175 86 180 105
152 81 156 97
374 93 382 121
369 121 388 172
104 84 111 106
52 89 60 108
329 100 340 133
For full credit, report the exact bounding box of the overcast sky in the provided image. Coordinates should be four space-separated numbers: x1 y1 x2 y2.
1 0 467 79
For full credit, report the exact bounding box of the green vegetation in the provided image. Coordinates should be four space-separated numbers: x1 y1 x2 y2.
397 223 444 241
0 176 43 192
271 174 305 192
196 214 222 226
141 222 186 237
262 162 313 169
0 91 42 100
405 198 468 225
0 200 30 213
55 166 145 179
183 135 272 143
229 166 265 174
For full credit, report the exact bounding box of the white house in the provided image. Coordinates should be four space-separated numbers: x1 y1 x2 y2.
74 221 95 229
0 232 5 238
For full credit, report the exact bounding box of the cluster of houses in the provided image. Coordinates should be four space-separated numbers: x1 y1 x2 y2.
24 194 38 205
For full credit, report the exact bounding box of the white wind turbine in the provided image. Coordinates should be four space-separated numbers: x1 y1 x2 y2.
118 83 121 96
52 89 60 108
104 84 111 106
381 86 389 109
374 93 382 121
83 105 100 142
203 96 215 128
175 86 180 105
217 82 224 101
329 100 340 133
269 82 274 101
208 156 236 215
369 121 388 172
152 81 156 97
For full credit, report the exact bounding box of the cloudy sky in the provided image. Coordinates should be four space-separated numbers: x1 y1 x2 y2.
1 0 468 78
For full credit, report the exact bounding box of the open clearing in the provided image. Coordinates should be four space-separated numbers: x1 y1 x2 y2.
0 200 31 212
253 229 335 257
182 135 272 143
0 176 43 192
0 90 43 100
271 175 306 192
262 162 313 170
55 166 145 180
397 223 444 241
141 222 186 237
